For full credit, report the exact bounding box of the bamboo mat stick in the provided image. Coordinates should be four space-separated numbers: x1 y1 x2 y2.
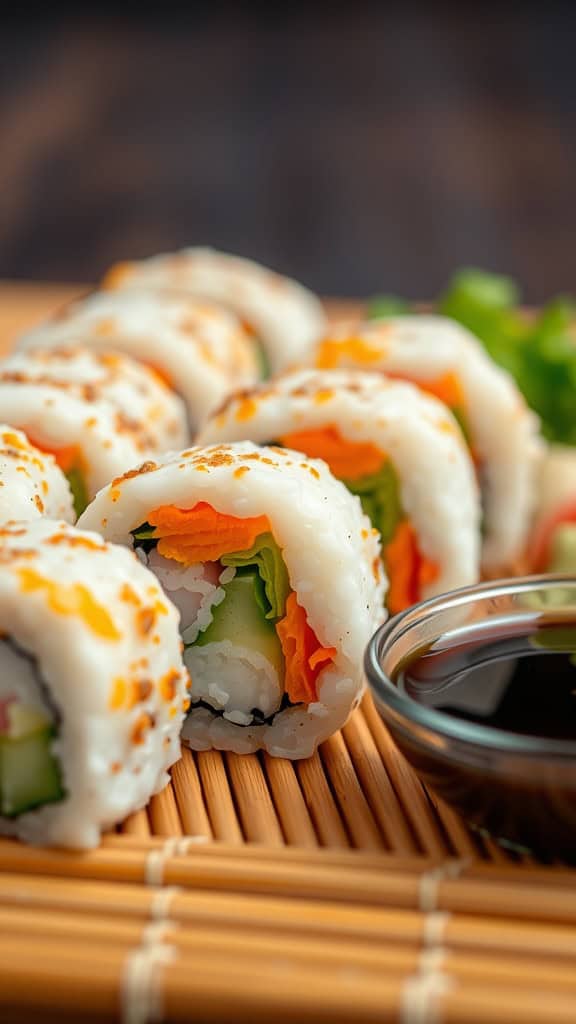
320 732 384 849
3 872 576 960
2 906 576 995
102 834 576 886
120 808 151 837
170 749 213 839
432 796 482 860
195 750 243 844
262 754 319 848
4 837 576 896
361 694 450 858
1 939 576 1024
1 928 576 1005
296 751 350 847
4 839 576 911
225 752 284 846
342 709 418 854
148 783 183 837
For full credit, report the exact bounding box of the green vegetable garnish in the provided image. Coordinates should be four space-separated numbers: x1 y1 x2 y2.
342 463 403 545
368 295 410 319
222 532 290 621
65 467 89 518
255 340 271 380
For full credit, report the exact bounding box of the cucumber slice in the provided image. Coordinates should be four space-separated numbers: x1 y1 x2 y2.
0 728 64 817
6 702 51 739
194 571 284 679
65 466 89 518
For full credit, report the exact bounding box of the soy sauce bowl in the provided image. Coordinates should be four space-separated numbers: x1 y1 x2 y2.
365 576 576 861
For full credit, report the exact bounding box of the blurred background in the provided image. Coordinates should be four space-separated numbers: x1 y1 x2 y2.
1 2 575 300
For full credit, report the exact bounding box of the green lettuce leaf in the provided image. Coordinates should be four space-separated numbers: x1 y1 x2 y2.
368 295 410 319
342 463 403 545
221 532 290 621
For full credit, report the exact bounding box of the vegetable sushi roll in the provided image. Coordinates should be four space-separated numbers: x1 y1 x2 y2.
0 519 189 848
199 369 481 614
103 247 327 376
0 425 74 525
0 348 171 515
17 288 259 432
313 316 542 572
530 445 576 572
79 442 386 758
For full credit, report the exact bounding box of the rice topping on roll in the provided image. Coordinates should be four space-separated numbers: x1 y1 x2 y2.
313 316 542 572
79 441 386 758
17 288 259 432
0 349 171 514
199 368 481 612
0 425 74 525
102 247 327 376
0 346 188 454
0 519 189 848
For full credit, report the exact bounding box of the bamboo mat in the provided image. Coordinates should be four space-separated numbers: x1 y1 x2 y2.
0 281 574 1023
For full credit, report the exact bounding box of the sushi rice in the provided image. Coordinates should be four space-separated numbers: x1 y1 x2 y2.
103 247 327 375
313 316 543 572
79 441 386 758
0 347 183 510
199 368 481 611
0 424 74 525
0 519 189 848
17 288 260 432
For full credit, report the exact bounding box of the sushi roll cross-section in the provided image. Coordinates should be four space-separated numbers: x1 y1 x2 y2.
200 369 481 614
0 519 190 848
0 424 74 525
17 288 260 433
102 247 327 377
0 346 188 515
312 316 543 573
79 442 386 758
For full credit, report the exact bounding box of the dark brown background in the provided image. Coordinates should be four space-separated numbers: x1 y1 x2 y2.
1 3 575 301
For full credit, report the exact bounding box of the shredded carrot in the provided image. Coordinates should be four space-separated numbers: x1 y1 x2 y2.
279 426 386 481
148 502 270 564
27 439 84 475
384 370 466 410
384 521 440 615
276 592 336 704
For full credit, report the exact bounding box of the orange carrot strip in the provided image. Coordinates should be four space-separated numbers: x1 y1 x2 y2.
148 502 270 564
27 438 83 475
384 520 439 615
384 370 466 410
276 592 336 705
279 426 386 481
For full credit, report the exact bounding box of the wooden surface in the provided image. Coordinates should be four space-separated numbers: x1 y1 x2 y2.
1 7 575 302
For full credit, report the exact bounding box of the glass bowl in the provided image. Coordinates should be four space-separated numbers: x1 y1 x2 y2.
365 575 576 860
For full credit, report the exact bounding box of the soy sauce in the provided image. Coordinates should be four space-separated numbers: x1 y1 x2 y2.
394 621 576 740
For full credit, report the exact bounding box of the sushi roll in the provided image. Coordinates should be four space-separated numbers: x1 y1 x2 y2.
0 425 74 526
0 346 186 514
530 445 576 572
79 442 386 758
199 369 481 614
102 247 327 376
313 316 542 572
17 288 259 432
0 518 189 848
